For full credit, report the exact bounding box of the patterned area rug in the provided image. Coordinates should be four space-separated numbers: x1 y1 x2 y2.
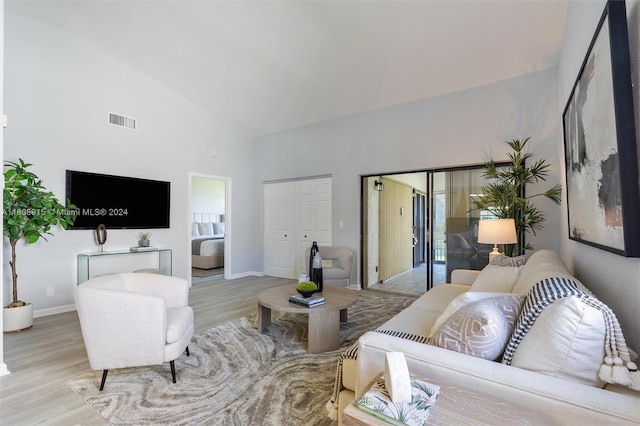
191 267 224 278
65 290 416 425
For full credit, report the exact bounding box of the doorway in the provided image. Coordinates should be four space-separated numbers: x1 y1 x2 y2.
189 173 230 284
362 165 502 296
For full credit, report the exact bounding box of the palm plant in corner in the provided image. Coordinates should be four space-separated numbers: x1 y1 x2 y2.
471 138 562 256
3 159 77 332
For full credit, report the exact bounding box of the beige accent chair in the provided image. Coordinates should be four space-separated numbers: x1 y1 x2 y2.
74 273 194 391
305 246 354 286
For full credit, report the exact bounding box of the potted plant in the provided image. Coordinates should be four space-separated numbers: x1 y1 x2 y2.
3 159 76 332
471 138 562 256
136 231 152 247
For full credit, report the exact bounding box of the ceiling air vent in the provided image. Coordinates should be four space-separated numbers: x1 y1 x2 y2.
108 112 136 130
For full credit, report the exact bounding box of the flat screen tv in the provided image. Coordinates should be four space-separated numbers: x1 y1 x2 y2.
66 170 170 229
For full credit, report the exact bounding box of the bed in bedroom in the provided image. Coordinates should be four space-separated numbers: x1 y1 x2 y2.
192 213 225 270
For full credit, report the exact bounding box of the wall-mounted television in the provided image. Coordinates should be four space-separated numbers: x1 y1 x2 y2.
66 170 171 229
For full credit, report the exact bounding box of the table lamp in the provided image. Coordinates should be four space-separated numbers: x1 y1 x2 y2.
477 219 517 261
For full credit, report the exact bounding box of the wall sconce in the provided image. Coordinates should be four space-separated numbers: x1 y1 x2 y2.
374 180 384 191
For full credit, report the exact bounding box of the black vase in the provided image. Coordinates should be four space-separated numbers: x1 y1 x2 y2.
308 241 319 276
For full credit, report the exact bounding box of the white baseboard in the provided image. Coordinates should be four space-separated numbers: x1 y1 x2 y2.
348 283 362 291
0 363 10 376
33 304 76 318
227 271 264 279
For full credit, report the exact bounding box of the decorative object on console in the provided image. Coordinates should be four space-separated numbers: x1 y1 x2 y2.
95 224 107 252
3 159 77 332
477 219 517 261
470 138 562 256
136 231 152 247
562 0 640 257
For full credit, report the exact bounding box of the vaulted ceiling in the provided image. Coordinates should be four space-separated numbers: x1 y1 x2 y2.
6 0 568 137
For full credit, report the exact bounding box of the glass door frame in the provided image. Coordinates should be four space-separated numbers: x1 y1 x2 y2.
361 161 510 294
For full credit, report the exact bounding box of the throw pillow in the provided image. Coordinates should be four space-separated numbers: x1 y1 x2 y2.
429 295 525 361
507 292 607 387
429 291 517 338
191 223 200 237
198 222 215 236
213 222 225 235
489 253 528 267
469 264 522 293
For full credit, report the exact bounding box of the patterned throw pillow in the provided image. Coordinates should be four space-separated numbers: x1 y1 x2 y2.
429 295 525 361
489 253 528 267
429 291 513 338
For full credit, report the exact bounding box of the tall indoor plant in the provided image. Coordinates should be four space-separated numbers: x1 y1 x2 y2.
471 138 562 256
3 159 76 332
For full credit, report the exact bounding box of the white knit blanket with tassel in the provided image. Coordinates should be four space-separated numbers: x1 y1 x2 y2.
502 277 640 390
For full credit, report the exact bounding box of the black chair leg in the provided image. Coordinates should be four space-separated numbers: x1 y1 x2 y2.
186 346 190 357
99 370 109 391
170 360 176 383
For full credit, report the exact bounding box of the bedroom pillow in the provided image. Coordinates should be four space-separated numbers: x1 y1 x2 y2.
198 222 215 236
429 291 520 338
469 264 522 293
429 296 525 361
213 222 225 234
192 223 200 237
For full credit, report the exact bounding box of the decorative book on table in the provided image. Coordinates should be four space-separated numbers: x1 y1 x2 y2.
288 294 325 307
357 375 440 426
129 246 159 252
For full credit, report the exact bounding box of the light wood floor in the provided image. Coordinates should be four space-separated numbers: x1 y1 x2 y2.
0 275 293 425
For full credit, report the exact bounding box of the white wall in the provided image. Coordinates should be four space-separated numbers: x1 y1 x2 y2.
252 68 562 287
3 14 255 316
557 0 640 351
191 176 225 215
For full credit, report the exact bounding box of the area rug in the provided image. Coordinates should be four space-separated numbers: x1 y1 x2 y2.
65 290 416 425
191 267 224 278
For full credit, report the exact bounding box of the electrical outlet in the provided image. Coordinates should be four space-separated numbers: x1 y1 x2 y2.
46 286 54 297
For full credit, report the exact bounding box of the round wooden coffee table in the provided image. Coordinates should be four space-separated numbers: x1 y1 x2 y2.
257 283 358 353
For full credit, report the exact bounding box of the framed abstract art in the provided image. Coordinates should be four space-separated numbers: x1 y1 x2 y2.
562 0 640 257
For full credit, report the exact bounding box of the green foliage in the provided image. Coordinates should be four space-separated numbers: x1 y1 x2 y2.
136 231 152 241
296 281 318 291
471 138 562 255
3 159 77 305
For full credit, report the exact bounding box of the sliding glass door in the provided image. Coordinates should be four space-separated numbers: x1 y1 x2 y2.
362 165 497 295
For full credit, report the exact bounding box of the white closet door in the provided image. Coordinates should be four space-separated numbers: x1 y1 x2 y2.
264 177 332 279
264 181 296 278
296 178 332 275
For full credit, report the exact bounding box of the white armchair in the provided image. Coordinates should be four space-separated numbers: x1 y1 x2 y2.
305 246 354 286
74 273 194 390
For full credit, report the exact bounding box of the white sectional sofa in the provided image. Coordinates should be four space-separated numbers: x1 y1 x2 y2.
332 250 640 425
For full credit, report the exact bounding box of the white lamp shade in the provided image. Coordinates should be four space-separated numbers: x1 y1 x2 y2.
477 219 518 244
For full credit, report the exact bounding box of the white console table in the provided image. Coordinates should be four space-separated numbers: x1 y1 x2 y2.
77 248 172 284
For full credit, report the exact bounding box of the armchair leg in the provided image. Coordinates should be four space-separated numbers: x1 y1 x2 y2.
170 360 176 383
99 370 109 391
186 346 190 357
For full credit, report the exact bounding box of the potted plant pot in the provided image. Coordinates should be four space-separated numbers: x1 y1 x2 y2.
3 303 33 332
